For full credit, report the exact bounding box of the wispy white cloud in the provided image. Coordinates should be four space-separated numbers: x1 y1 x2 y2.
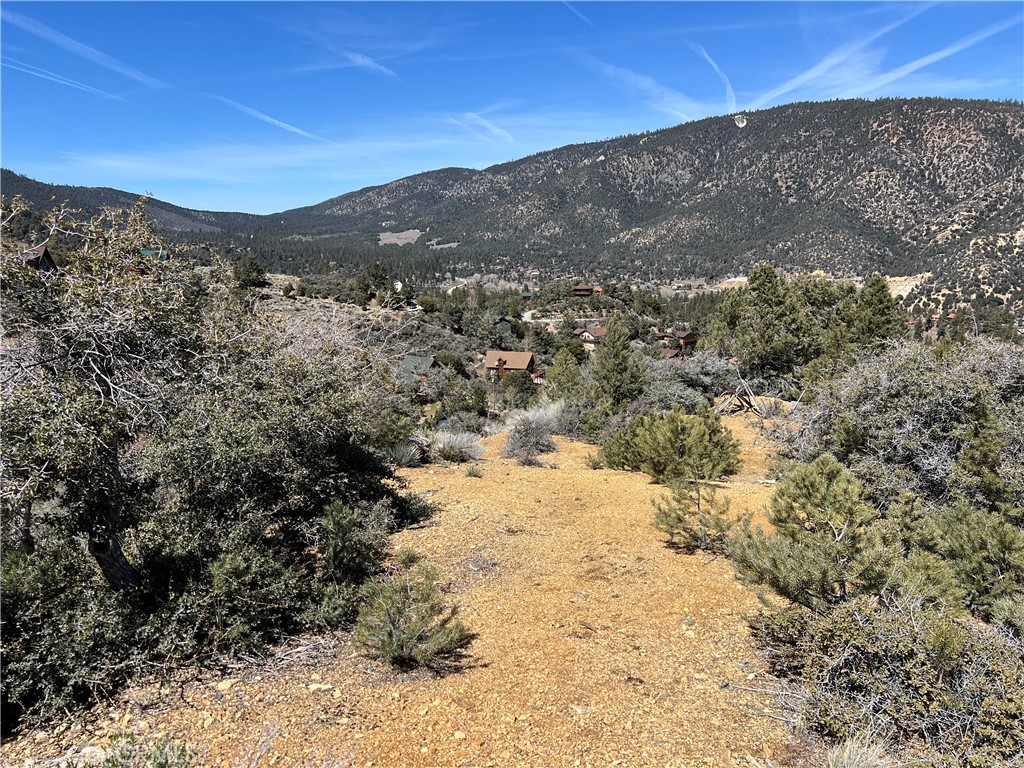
448 117 493 144
842 13 1023 97
579 54 702 121
462 112 514 143
2 57 126 101
44 106 649 211
687 42 736 114
342 51 397 77
206 94 332 143
747 5 929 109
1 8 165 89
561 1 595 27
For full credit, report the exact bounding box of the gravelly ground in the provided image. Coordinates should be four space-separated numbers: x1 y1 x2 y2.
2 414 823 768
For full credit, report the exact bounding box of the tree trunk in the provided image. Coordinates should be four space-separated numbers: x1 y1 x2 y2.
89 523 141 590
10 503 35 554
89 431 141 590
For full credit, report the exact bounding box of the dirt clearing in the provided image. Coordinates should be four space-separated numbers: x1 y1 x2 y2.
2 415 816 768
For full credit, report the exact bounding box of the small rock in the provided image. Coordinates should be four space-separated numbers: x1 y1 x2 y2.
215 679 238 692
454 731 467 740
76 746 107 765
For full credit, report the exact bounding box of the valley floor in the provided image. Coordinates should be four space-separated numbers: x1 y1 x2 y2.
3 415 821 768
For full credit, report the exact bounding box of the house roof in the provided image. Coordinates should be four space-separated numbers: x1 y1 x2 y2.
574 325 607 338
483 350 535 370
19 244 48 260
18 244 57 273
400 355 437 377
676 330 699 339
660 348 680 359
398 355 439 383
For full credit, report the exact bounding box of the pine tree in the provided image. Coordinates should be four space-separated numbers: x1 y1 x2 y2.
555 315 588 362
588 315 646 411
600 406 740 484
951 401 1014 515
849 275 906 343
704 288 744 357
546 347 584 400
704 264 811 375
730 454 889 612
233 253 267 289
654 480 737 555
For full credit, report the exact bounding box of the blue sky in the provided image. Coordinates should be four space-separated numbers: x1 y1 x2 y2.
2 2 1021 214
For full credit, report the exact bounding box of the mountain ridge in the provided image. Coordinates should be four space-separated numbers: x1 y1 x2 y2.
4 97 1023 311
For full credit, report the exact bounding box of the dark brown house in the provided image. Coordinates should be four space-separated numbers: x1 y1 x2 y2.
677 330 699 350
572 284 594 298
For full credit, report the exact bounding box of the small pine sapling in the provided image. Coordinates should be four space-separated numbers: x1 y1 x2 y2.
654 479 739 555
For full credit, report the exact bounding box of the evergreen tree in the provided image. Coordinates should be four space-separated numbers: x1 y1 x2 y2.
233 253 267 289
704 264 812 376
588 315 646 411
600 406 740 484
703 288 744 357
555 316 588 362
744 263 810 375
654 480 737 555
501 370 535 410
730 454 890 613
546 347 584 401
848 275 906 343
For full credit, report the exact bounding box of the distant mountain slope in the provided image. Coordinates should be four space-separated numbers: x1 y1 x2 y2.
5 98 1023 308
0 169 262 233
285 98 1023 282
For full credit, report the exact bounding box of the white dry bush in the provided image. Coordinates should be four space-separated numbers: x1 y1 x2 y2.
827 732 893 768
503 401 562 465
504 400 563 432
429 431 484 463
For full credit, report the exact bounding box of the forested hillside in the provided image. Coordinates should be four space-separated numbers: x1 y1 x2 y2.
5 97 1023 311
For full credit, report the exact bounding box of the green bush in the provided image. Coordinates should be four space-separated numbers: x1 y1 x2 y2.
600 406 740 484
0 203 432 731
755 596 1024 767
1 546 144 729
355 564 473 670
